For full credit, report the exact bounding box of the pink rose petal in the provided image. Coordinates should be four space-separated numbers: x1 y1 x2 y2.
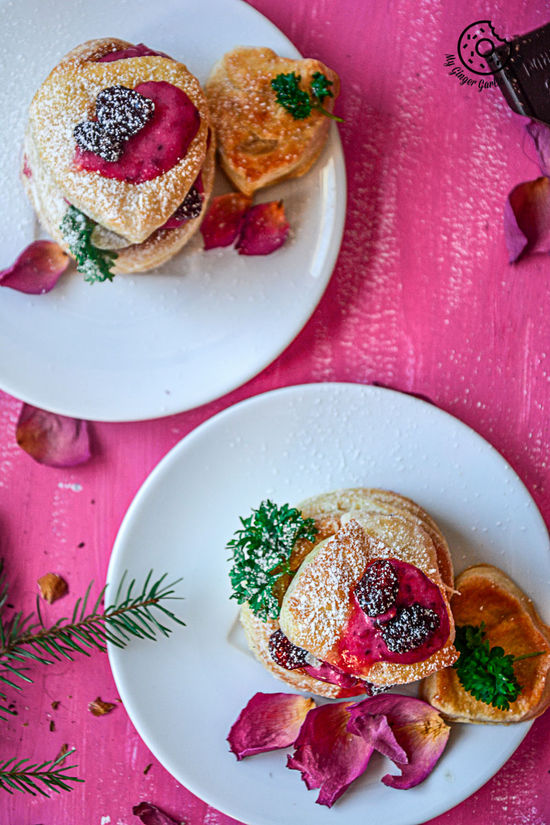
16 404 91 468
228 692 314 760
132 802 182 825
286 702 373 808
525 121 550 177
0 241 69 294
201 193 252 250
237 201 290 256
504 177 550 262
347 694 450 790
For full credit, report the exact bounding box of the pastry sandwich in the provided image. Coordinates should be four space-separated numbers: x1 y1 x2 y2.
22 38 214 276
235 488 458 698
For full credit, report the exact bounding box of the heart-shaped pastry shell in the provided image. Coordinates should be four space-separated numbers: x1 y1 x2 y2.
27 39 210 244
206 46 340 195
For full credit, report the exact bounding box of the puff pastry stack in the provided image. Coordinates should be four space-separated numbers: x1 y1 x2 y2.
22 38 214 274
241 488 458 698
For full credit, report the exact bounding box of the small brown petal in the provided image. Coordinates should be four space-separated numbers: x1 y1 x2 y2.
132 802 184 824
55 743 69 761
37 573 68 604
16 404 91 468
88 697 116 716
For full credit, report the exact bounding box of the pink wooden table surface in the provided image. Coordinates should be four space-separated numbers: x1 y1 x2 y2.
1 0 550 823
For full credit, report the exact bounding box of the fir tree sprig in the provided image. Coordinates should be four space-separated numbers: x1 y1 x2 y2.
60 205 117 284
227 500 317 621
0 567 184 718
453 623 543 710
0 748 82 796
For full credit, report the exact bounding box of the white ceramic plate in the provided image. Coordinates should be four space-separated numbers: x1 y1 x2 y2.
0 0 345 422
107 383 550 825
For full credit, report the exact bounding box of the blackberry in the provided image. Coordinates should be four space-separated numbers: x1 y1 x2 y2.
95 85 155 140
380 603 440 653
354 559 399 617
173 186 203 221
268 629 308 670
74 121 124 162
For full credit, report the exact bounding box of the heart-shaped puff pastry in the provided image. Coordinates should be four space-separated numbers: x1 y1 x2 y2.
240 488 457 698
206 47 340 195
421 564 550 722
26 39 211 244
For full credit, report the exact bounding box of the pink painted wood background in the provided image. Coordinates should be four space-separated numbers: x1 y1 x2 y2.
1 0 550 823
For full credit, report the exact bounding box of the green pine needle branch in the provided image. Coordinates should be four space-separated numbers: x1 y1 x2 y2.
0 749 82 797
0 564 184 720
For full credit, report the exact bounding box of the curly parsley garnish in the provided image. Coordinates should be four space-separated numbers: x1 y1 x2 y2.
227 500 318 621
271 71 343 122
453 624 543 710
60 205 117 284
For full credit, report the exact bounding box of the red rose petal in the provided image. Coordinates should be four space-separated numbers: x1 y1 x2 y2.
0 241 69 294
347 694 450 790
132 802 182 825
525 121 550 177
286 702 373 808
200 193 252 250
228 692 314 760
504 177 550 263
16 404 91 468
237 201 290 256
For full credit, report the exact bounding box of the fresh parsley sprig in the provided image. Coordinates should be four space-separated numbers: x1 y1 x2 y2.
453 624 543 710
60 205 117 284
227 500 317 621
271 71 343 122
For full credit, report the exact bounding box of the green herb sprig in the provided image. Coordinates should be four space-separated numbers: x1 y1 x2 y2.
227 500 317 621
60 205 117 284
453 623 543 710
271 71 343 122
0 748 82 796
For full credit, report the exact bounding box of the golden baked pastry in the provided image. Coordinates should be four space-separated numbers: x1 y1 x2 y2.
22 38 214 275
240 488 457 698
421 564 550 723
206 46 340 196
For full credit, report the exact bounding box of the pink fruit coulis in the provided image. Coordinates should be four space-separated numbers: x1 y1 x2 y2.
336 559 449 672
74 46 200 184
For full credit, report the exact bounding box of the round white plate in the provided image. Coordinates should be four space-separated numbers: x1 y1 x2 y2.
0 0 345 422
107 383 550 825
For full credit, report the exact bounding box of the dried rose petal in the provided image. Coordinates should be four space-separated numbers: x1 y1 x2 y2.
525 121 550 177
504 177 550 262
201 192 252 250
237 201 290 256
347 694 450 790
286 702 374 808
88 697 116 716
0 241 69 294
37 573 68 604
132 802 183 825
16 404 91 468
228 692 314 760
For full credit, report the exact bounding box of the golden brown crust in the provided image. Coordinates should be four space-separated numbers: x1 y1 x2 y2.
420 564 550 723
206 46 339 196
22 127 215 274
242 488 456 695
27 38 210 243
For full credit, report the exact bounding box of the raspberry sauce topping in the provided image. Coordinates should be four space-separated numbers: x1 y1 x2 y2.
338 559 449 669
97 44 171 62
74 81 200 183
